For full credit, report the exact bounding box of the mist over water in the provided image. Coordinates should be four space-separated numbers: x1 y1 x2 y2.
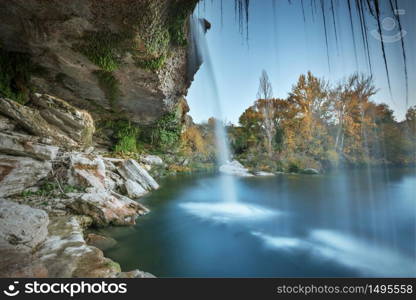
100 168 416 277
190 16 238 203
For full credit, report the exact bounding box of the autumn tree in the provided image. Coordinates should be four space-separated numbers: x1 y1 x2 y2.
287 71 331 159
329 74 376 162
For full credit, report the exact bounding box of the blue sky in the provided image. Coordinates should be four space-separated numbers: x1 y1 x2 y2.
187 0 416 124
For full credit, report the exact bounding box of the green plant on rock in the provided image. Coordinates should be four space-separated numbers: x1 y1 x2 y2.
168 1 198 46
78 31 128 72
111 120 140 154
288 162 300 173
21 182 85 198
135 55 166 71
0 48 44 104
93 70 120 110
151 112 182 152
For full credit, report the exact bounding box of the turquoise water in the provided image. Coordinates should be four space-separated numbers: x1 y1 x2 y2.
97 168 416 277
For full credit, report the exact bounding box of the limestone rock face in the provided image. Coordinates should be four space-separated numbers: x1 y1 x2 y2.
0 96 94 149
0 199 49 252
67 153 107 191
0 132 59 161
67 192 149 226
0 97 78 148
0 0 198 125
124 179 147 199
118 159 160 191
0 154 52 197
32 93 95 147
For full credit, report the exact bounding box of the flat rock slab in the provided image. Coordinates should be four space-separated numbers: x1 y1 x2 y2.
67 192 149 226
0 132 59 161
125 179 147 199
0 154 52 197
0 199 49 252
37 216 121 278
118 159 159 191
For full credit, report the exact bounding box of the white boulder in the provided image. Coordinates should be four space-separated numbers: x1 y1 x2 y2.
0 154 52 197
118 159 159 191
219 160 253 177
0 199 49 252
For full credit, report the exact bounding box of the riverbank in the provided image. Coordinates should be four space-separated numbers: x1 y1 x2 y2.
0 95 185 277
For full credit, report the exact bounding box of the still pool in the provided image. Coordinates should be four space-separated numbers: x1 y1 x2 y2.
96 168 416 277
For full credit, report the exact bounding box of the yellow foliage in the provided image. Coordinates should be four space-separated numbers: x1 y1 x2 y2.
181 125 207 154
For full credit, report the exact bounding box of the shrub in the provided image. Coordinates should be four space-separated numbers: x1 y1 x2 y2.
151 113 182 152
113 121 140 154
135 55 166 71
288 162 300 173
181 126 206 154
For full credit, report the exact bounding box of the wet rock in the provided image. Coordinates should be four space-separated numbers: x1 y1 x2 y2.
219 160 253 177
67 153 106 191
118 159 159 191
0 249 48 277
0 154 52 197
255 171 275 176
0 199 49 252
0 132 59 161
67 192 148 226
37 216 121 278
124 179 147 199
86 233 117 251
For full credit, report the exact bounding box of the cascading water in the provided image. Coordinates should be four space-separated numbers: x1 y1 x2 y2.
182 15 278 223
189 16 237 203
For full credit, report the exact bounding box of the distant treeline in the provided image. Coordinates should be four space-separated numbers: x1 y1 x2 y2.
228 71 416 172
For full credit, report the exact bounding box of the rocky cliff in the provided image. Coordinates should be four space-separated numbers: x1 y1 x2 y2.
0 0 201 278
0 0 198 124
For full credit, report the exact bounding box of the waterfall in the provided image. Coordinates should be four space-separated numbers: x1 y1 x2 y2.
189 16 237 203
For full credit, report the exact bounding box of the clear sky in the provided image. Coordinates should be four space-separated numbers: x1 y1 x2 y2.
187 0 416 124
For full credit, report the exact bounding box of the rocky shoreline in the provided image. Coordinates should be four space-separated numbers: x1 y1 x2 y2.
0 95 160 278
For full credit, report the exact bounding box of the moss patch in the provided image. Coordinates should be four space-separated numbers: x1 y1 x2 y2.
102 120 141 154
93 70 120 110
168 1 198 46
77 31 130 72
135 54 166 71
150 112 182 152
0 48 44 104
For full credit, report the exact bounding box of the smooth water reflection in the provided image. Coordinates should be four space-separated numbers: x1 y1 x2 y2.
97 168 416 277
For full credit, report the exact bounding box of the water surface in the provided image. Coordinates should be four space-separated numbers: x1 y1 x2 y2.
97 168 416 277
